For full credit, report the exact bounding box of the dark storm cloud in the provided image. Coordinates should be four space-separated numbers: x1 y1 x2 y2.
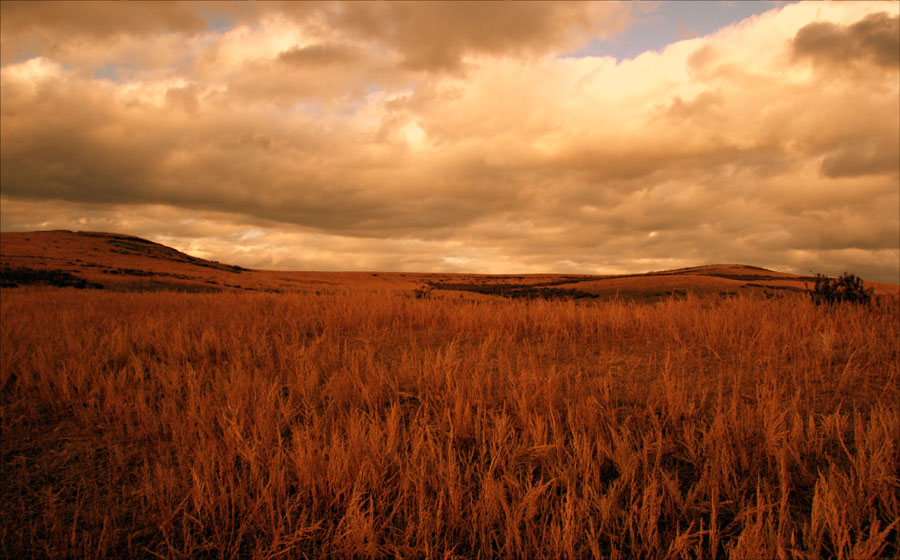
2 2 630 72
0 1 207 63
791 12 900 69
322 2 630 72
0 65 512 238
820 140 900 179
0 1 207 39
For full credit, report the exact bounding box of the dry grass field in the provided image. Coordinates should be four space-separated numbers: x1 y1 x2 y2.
2 231 899 558
2 283 899 559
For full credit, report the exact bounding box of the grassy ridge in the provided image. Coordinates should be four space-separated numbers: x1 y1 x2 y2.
1 289 898 559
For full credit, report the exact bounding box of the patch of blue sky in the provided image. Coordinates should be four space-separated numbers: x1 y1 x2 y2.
567 1 797 61
91 62 121 81
90 49 199 83
290 101 325 118
362 84 385 97
11 49 40 64
333 84 397 119
197 8 235 34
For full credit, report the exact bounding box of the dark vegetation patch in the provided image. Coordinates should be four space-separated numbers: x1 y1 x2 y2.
648 290 688 298
427 269 818 302
744 282 808 293
809 272 874 306
100 267 190 279
281 278 338 285
429 275 589 292
429 279 705 301
104 282 223 294
429 282 600 300
709 273 818 282
0 267 103 289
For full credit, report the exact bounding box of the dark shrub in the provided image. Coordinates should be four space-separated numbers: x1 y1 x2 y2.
413 285 434 299
0 266 103 289
809 272 873 306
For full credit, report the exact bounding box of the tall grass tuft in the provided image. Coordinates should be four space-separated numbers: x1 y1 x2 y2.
2 289 898 558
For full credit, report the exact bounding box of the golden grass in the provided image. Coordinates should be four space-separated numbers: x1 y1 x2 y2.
1 289 898 559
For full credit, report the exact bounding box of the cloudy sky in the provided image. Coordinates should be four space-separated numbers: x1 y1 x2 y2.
1 1 898 281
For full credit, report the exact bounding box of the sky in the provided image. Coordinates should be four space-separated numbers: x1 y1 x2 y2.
1 2 898 282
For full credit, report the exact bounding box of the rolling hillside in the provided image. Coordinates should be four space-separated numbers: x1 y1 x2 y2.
1 230 896 301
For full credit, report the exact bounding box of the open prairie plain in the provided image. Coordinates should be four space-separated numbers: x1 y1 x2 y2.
2 232 899 559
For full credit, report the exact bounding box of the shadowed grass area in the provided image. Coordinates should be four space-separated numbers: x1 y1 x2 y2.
2 289 898 559
0 267 104 289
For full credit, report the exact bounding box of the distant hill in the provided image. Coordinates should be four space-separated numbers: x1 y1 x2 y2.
1 230 896 301
1 230 256 292
0 230 437 294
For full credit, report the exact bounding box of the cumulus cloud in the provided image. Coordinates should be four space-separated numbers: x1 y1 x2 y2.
321 2 631 72
0 1 207 44
1 1 898 282
1 2 630 72
791 11 899 70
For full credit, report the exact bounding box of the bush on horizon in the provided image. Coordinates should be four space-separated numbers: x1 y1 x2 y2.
809 272 874 306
